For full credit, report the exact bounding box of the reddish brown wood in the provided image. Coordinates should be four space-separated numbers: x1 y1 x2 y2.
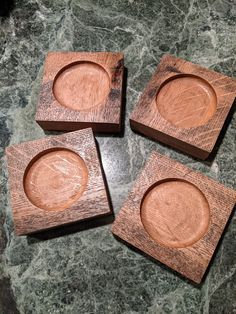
35 52 124 133
112 151 236 283
130 55 236 159
6 128 111 235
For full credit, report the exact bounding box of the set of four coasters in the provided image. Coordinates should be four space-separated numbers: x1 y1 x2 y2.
6 52 236 283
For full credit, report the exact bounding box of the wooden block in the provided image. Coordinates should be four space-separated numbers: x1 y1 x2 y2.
112 152 236 283
6 128 111 235
35 52 124 133
130 55 236 159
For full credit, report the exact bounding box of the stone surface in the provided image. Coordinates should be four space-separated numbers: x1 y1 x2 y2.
0 0 236 313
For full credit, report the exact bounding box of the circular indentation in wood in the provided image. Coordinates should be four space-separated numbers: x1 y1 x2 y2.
140 179 210 248
53 61 110 111
156 74 217 128
24 149 88 211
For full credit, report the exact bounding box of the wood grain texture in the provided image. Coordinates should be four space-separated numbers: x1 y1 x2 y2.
6 128 111 235
141 180 210 248
112 151 236 283
35 52 124 133
130 55 236 159
24 149 88 211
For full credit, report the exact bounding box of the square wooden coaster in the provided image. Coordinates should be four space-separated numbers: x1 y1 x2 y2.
112 152 236 283
130 55 236 159
6 128 111 235
35 51 124 133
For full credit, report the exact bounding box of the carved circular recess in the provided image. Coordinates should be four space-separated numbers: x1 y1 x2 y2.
24 149 88 211
156 74 217 128
53 61 110 111
140 179 210 248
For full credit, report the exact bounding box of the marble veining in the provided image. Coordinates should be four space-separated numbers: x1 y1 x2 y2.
0 0 236 313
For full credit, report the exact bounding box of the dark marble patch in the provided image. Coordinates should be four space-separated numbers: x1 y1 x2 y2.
0 277 19 314
0 117 12 157
0 0 14 17
209 272 236 314
0 213 7 255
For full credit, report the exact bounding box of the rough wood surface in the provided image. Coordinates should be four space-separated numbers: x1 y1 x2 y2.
36 52 124 133
130 55 236 159
6 128 111 235
112 151 236 283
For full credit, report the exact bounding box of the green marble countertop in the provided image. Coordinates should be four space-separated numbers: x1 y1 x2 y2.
0 0 235 313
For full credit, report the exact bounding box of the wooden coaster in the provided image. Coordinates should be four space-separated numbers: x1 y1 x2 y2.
6 128 111 235
35 52 124 133
112 152 236 283
130 55 236 159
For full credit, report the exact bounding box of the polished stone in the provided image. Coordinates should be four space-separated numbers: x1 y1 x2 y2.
0 0 236 313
